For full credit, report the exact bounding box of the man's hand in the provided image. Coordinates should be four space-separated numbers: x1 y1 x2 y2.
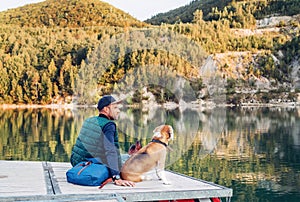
114 179 135 187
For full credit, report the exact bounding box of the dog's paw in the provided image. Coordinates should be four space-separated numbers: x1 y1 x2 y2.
141 175 153 181
163 181 171 185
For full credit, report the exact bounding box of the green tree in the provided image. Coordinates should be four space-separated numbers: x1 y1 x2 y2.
74 60 97 105
58 54 73 96
193 10 204 25
41 72 53 104
0 62 9 102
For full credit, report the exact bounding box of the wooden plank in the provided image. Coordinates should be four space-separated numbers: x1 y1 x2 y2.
43 161 62 194
0 194 125 202
0 160 47 197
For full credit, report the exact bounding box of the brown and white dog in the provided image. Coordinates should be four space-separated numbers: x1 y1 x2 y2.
121 125 174 185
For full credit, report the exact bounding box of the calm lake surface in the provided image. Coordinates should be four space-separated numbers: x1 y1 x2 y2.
0 106 299 202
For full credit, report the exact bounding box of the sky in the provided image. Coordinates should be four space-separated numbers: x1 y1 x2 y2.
0 0 193 21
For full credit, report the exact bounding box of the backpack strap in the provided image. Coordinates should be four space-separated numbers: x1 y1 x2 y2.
77 161 92 175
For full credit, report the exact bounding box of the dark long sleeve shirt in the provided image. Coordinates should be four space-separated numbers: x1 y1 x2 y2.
99 114 121 176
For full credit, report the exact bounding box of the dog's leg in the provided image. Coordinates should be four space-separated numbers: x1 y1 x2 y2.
141 174 153 181
156 160 171 185
141 170 157 181
155 161 163 180
156 168 171 185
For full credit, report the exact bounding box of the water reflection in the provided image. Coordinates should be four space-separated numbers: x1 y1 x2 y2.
116 106 223 166
0 106 299 201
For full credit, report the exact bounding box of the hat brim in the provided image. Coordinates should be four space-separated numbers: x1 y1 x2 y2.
110 99 123 105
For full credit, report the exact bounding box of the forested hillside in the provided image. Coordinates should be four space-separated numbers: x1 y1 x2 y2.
146 0 300 25
146 0 231 24
0 0 146 28
0 0 299 106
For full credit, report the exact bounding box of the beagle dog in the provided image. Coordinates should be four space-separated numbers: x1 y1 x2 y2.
121 125 174 185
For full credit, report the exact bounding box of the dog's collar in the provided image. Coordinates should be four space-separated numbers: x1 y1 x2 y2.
151 139 167 147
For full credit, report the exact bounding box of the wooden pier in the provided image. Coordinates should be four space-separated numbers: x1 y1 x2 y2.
0 160 232 201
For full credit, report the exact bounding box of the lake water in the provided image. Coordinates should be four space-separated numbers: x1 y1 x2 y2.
0 106 299 202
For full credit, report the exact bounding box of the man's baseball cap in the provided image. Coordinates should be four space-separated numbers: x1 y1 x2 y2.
97 95 122 110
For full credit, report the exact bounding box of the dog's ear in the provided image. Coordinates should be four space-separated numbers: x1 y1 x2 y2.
153 131 162 138
168 126 174 140
153 125 165 139
153 125 164 133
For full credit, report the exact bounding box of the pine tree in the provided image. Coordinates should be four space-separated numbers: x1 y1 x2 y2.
0 62 9 101
41 71 53 104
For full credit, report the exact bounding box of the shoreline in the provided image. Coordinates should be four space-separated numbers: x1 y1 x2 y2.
0 101 299 110
0 103 90 109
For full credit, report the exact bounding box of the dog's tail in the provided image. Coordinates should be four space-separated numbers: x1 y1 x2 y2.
128 140 142 155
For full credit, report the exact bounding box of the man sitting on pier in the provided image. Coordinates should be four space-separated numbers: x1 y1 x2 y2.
70 95 135 187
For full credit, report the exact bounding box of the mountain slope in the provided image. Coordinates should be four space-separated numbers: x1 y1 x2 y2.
0 0 146 28
145 0 231 25
0 0 299 105
146 0 300 25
